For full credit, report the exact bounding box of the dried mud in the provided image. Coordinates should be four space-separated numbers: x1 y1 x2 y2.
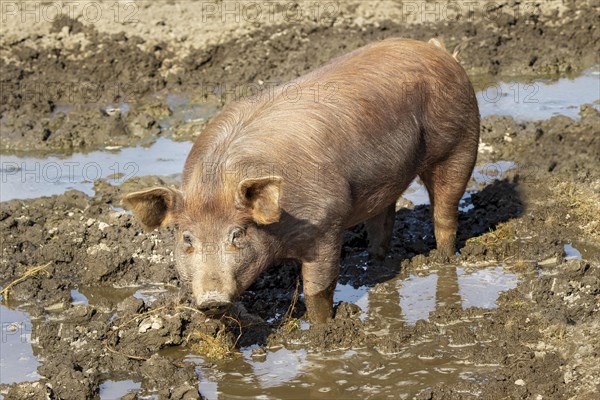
1 1 600 399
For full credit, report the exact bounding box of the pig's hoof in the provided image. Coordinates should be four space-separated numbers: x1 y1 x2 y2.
368 247 389 263
429 249 455 263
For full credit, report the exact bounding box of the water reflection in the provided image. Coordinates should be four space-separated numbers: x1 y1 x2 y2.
334 283 370 319
189 265 520 399
457 267 518 309
563 244 583 260
398 274 438 324
0 305 40 385
2 67 597 203
98 380 141 399
72 284 177 308
477 67 600 120
0 137 191 202
401 161 516 211
360 266 518 328
193 345 469 400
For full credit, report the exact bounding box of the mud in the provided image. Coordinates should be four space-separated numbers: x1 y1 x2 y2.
1 1 600 399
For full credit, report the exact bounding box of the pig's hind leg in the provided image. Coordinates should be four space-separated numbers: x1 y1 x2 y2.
420 150 476 259
365 203 396 261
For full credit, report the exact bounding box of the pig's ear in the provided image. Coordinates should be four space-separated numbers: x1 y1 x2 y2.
236 176 282 225
122 187 182 230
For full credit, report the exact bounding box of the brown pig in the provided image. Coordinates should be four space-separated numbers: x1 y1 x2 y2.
123 38 480 323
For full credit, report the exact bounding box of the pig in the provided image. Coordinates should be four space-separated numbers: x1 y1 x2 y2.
123 38 480 323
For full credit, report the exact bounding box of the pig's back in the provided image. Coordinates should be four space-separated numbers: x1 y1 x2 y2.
232 38 477 164
185 38 479 225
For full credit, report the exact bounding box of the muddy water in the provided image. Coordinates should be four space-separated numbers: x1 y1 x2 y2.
70 284 179 309
191 346 473 400
0 284 176 397
0 305 40 386
0 263 548 398
0 138 192 202
401 160 516 212
476 66 599 120
358 266 518 330
158 265 518 400
98 380 141 400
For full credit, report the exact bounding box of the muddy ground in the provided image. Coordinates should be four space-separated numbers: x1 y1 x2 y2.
1 1 600 399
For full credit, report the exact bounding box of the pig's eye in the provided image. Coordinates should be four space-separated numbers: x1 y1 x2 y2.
182 231 194 248
229 227 245 247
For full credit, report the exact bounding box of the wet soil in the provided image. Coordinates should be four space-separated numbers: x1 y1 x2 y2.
1 1 600 399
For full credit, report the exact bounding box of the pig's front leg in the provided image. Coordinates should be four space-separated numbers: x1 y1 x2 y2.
302 262 339 324
301 238 342 324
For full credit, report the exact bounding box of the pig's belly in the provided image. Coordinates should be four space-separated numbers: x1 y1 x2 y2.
343 172 417 228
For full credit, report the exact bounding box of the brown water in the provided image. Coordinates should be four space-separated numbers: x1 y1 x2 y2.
154 264 518 400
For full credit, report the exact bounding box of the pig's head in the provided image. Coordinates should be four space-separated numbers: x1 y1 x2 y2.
123 176 282 316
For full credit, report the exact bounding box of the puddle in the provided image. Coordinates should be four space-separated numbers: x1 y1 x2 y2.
334 266 519 327
70 289 89 306
0 304 40 385
1 68 596 204
2 263 519 399
101 102 130 116
0 138 191 202
98 379 141 399
476 67 600 120
401 179 431 206
563 244 583 260
74 286 136 308
148 265 521 399
132 285 174 306
1 239 521 398
72 284 176 308
334 283 370 320
471 161 516 187
183 342 488 400
457 267 519 309
190 347 309 399
160 94 218 129
98 380 141 399
397 274 438 325
566 241 600 260
244 347 308 389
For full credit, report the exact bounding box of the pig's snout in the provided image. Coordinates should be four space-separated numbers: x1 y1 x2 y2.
196 291 232 316
198 301 231 316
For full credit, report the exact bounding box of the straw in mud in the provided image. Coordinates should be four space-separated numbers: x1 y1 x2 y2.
0 262 52 304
